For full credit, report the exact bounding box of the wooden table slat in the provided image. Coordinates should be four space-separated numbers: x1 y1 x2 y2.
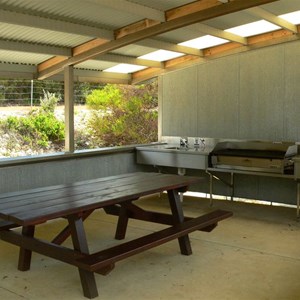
0 172 159 210
0 172 156 204
0 173 201 225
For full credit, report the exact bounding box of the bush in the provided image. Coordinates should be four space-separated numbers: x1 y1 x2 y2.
0 91 65 153
40 90 60 113
86 83 158 147
3 112 64 148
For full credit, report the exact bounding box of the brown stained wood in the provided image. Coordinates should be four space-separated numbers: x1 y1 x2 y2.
131 67 164 83
0 173 201 226
167 189 192 255
52 210 94 245
18 225 35 271
114 204 130 240
115 19 161 39
166 0 222 21
104 203 219 233
165 55 205 69
37 56 68 72
0 172 233 299
0 229 85 264
247 29 295 45
68 215 98 299
0 172 153 208
0 220 19 230
38 0 278 80
203 42 242 57
133 26 300 83
76 209 233 272
72 38 109 56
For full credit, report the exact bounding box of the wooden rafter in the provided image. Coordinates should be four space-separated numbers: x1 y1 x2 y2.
37 0 278 80
165 0 224 21
132 26 300 84
115 19 161 39
72 39 109 56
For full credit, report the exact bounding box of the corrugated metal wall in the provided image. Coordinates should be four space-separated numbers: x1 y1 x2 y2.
0 151 148 194
160 40 300 142
159 40 300 206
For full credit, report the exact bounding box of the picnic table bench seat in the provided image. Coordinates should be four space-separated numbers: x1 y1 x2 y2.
0 172 232 299
76 209 232 273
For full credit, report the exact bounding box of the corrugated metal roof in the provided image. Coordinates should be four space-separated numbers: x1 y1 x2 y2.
0 0 299 84
0 50 51 65
0 23 91 47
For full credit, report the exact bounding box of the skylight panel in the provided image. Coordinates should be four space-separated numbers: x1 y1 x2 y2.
279 10 300 25
225 20 281 37
178 35 228 49
103 63 146 74
139 50 184 62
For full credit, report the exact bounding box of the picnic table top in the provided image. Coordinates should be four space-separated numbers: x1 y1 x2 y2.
0 172 201 226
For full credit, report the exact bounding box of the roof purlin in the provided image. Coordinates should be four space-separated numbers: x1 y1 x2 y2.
37 0 278 80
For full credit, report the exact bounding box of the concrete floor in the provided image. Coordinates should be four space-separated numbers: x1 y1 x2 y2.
0 194 299 300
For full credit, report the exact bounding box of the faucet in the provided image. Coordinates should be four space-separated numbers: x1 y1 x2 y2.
194 138 205 150
180 137 188 149
200 138 205 150
194 138 200 149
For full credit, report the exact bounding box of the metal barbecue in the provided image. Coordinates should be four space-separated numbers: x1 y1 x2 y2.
209 140 297 174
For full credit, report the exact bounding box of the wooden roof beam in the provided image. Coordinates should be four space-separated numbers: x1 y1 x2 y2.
115 19 161 39
165 0 223 21
37 0 278 80
132 26 299 83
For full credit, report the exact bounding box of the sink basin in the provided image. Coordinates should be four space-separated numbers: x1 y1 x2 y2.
136 145 209 169
165 146 181 150
165 146 199 151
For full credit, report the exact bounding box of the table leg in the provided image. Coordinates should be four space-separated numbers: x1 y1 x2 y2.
68 215 98 299
18 225 35 271
52 210 94 245
297 182 300 220
115 204 129 240
167 190 192 255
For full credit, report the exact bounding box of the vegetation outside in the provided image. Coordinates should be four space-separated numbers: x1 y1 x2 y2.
0 81 158 157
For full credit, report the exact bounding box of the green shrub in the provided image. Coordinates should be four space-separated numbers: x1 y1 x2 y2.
3 112 64 148
0 91 65 151
86 83 158 147
40 90 60 113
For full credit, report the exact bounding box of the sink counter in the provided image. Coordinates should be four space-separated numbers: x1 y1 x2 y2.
136 144 213 155
136 144 212 169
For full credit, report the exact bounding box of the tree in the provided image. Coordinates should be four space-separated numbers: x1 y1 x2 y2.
86 81 158 147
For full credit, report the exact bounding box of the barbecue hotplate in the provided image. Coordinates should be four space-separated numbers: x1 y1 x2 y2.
209 140 297 174
210 149 286 159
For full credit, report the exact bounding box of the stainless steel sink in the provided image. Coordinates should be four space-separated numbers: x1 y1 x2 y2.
165 146 202 152
165 146 182 150
136 145 209 169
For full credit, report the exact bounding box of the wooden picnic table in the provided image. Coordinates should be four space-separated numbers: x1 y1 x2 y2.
0 172 232 298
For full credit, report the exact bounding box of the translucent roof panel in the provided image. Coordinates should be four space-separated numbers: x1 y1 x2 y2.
279 10 300 25
225 20 281 37
103 63 147 74
139 50 184 62
179 35 229 49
